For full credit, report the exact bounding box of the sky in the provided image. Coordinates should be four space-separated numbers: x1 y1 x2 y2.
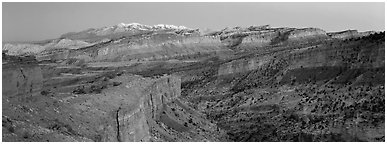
2 2 385 42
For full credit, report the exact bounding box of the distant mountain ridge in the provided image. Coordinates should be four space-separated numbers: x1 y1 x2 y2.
59 23 198 42
2 22 381 59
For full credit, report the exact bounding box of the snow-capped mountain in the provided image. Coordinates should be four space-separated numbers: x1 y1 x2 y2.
59 22 196 42
112 23 189 30
152 24 189 30
92 23 193 35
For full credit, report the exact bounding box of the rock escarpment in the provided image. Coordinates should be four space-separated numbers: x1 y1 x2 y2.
3 39 94 56
59 23 199 42
2 54 43 98
328 30 376 40
179 32 385 142
3 43 46 56
217 31 384 77
2 72 226 142
74 35 223 62
36 31 224 63
211 26 329 50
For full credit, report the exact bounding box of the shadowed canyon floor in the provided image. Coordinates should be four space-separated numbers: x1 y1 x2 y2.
2 24 385 142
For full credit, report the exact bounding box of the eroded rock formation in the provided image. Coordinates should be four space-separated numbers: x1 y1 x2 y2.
2 54 43 98
328 30 376 40
2 69 226 142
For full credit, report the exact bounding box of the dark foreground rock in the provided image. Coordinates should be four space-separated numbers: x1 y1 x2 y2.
2 72 227 142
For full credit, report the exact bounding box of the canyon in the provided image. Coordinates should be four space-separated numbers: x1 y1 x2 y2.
2 23 385 142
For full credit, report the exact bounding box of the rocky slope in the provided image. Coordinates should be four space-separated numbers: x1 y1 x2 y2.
123 31 384 142
2 62 227 141
179 31 385 142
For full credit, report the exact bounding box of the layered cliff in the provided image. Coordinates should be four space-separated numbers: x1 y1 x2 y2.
328 30 376 40
41 32 224 63
214 26 329 51
3 23 379 64
2 71 226 142
179 31 385 142
218 31 384 76
3 39 94 56
2 54 43 98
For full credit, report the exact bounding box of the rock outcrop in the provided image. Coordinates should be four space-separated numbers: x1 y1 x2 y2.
217 27 329 50
288 28 327 40
2 71 226 142
328 30 376 40
3 39 94 56
46 33 225 63
218 31 384 76
2 43 46 56
180 31 385 142
2 54 43 98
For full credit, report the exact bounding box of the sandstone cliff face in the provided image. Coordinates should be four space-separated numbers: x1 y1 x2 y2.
143 76 181 120
217 31 384 77
3 43 46 56
107 75 182 142
328 30 359 39
37 49 71 61
61 34 224 62
49 39 93 50
238 31 277 47
217 55 272 76
2 73 169 141
143 75 227 141
2 56 43 98
287 28 327 40
328 30 376 40
2 71 225 142
2 66 43 98
3 39 93 56
219 27 329 49
179 32 384 142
